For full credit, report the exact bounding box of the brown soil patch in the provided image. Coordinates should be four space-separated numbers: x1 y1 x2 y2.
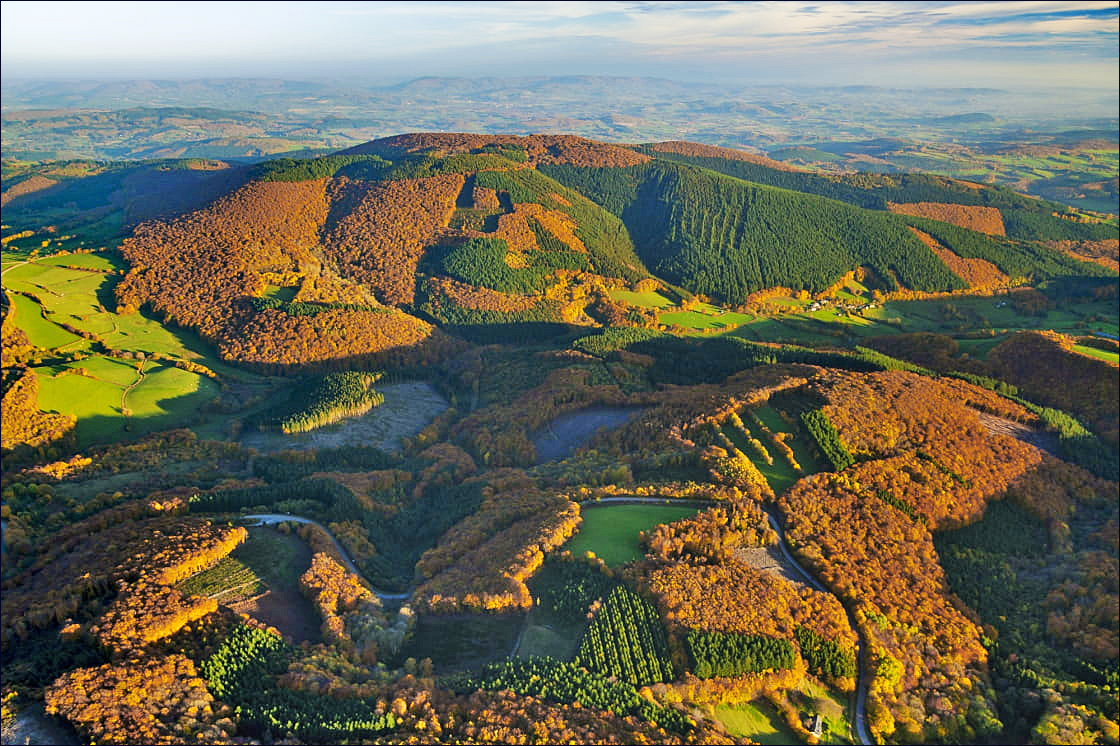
230 585 321 644
975 411 1060 457
734 545 809 588
889 201 1006 236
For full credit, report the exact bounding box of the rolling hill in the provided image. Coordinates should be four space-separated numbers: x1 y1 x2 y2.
3 133 1116 370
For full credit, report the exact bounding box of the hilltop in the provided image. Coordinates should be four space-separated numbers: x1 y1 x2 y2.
4 132 1114 374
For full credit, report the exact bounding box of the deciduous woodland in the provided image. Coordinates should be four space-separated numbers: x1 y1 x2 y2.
2 132 1117 746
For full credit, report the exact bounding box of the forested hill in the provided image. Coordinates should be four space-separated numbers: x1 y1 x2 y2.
4 132 1114 367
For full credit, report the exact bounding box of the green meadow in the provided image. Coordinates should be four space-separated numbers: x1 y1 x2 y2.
4 251 251 446
1072 344 1120 365
35 360 218 447
713 702 800 745
564 503 699 566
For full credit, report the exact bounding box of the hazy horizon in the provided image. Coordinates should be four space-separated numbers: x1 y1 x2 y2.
2 1 1118 92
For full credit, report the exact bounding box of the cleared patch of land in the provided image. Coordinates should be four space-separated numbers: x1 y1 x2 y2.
239 381 449 454
178 526 320 643
532 406 644 463
714 701 799 745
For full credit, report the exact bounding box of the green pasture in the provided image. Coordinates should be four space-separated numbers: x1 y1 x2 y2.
754 405 823 475
261 284 298 302
3 256 256 379
714 702 800 745
661 307 752 332
1072 344 1120 365
608 289 674 309
726 418 800 495
38 252 123 271
35 358 218 447
8 292 89 350
678 284 1119 352
564 503 699 567
1 246 34 271
608 289 755 333
796 678 854 744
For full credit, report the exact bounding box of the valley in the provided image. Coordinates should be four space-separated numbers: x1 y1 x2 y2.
2 131 1117 746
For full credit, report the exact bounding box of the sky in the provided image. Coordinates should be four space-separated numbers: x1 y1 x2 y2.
1 0 1117 89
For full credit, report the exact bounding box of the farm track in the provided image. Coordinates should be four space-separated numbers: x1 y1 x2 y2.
246 498 872 745
119 359 146 415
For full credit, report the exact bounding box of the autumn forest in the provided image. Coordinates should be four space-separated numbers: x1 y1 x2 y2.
2 131 1118 746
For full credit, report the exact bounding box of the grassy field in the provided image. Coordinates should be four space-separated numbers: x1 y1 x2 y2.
1072 344 1120 365
661 305 753 332
37 252 124 271
796 678 853 744
714 702 800 745
754 405 823 474
260 284 298 302
608 289 674 309
8 292 90 350
564 503 699 566
731 417 800 495
713 679 852 745
3 250 262 447
2 260 223 362
35 359 219 447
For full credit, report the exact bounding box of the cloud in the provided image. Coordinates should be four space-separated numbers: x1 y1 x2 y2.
1 0 1116 88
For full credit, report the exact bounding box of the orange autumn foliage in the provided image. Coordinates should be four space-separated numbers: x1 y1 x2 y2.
1 511 243 651
986 330 1119 445
649 141 801 173
907 227 1010 288
45 655 236 745
772 370 1077 739
292 272 381 306
642 500 776 564
217 304 462 372
414 485 581 613
117 178 328 334
344 133 651 168
888 202 1007 236
0 174 59 207
642 557 857 656
1044 239 1119 272
115 175 464 371
0 368 76 451
321 174 464 305
300 552 386 651
427 276 541 313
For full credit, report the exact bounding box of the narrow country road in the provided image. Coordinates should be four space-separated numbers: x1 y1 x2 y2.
762 508 872 746
243 514 411 600
244 500 873 745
